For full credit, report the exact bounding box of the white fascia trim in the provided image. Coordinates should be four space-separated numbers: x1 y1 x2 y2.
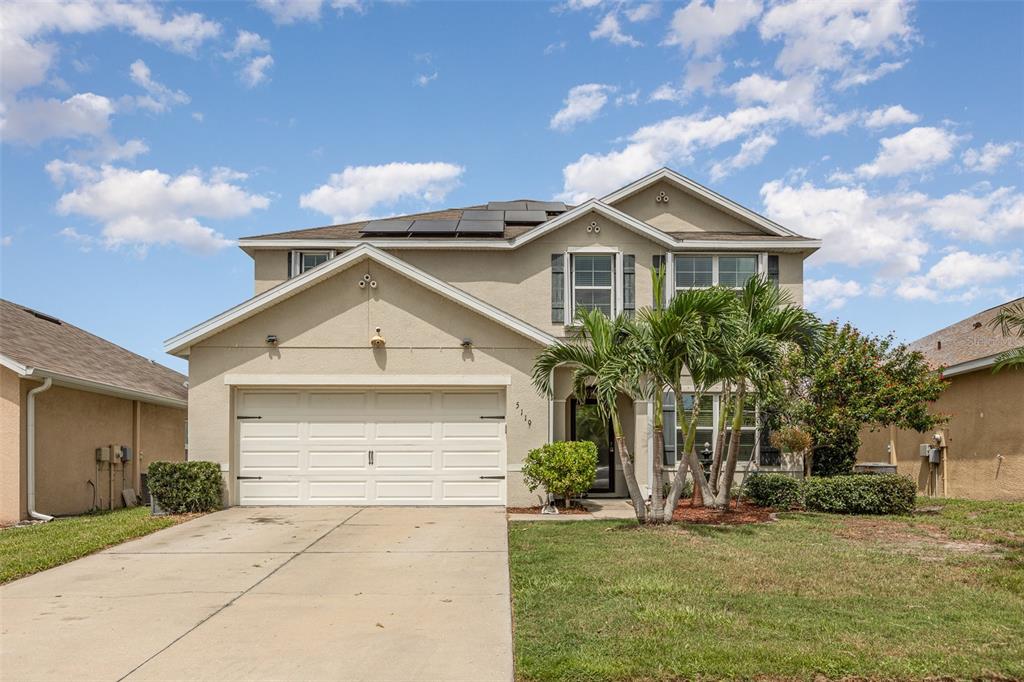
675 238 821 251
0 353 30 376
165 244 556 355
225 373 512 386
940 354 1000 377
509 200 678 249
12 364 186 408
601 168 800 238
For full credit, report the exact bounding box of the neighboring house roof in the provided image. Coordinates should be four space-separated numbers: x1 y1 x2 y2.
908 297 1023 377
0 299 187 407
164 244 558 357
238 168 820 252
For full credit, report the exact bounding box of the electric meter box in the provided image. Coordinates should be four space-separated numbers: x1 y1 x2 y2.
95 446 111 462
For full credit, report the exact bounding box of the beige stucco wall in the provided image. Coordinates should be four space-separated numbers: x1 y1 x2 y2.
857 368 1024 501
778 252 804 306
253 250 290 295
187 260 551 506
612 180 763 234
1 367 23 524
0 373 186 523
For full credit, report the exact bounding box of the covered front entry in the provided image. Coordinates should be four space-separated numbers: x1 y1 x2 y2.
236 388 507 505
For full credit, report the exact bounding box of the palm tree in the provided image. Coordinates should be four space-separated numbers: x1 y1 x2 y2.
710 276 820 509
988 301 1024 372
531 308 648 523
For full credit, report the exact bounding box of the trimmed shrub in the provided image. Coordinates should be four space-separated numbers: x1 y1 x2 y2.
744 473 802 509
147 461 223 514
802 474 916 515
522 441 598 509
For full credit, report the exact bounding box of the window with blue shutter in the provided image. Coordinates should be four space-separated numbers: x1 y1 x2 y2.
662 390 676 466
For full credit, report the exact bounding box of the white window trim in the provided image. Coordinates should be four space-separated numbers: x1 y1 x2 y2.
290 249 336 277
671 252 766 291
565 247 622 322
667 393 760 467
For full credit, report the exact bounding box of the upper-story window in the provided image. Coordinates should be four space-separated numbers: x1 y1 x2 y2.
572 253 615 316
674 254 758 291
290 250 335 277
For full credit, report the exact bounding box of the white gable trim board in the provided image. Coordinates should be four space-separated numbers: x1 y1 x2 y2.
164 244 557 356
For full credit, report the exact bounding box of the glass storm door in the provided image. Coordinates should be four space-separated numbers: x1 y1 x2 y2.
572 398 615 494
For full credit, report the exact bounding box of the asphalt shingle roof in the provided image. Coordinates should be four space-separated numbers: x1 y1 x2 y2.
908 297 1023 369
0 299 187 403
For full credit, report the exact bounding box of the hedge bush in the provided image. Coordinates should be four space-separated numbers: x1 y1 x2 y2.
147 461 223 513
521 441 598 509
744 473 802 510
802 474 916 515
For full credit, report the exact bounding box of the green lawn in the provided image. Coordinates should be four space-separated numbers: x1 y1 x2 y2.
0 507 183 583
509 498 1024 681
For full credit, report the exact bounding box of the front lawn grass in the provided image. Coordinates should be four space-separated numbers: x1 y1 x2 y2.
509 499 1024 681
0 507 183 583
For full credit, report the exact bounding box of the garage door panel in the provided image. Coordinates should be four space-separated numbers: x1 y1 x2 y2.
308 450 368 470
308 421 368 439
238 389 506 506
307 480 370 502
442 450 501 470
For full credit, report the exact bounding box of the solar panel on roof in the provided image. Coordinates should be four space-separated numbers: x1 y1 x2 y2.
504 210 548 224
526 201 567 213
456 220 504 235
359 220 412 235
487 201 529 211
462 209 505 221
408 219 459 234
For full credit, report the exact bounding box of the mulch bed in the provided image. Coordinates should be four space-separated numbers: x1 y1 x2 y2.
507 503 591 515
671 499 775 525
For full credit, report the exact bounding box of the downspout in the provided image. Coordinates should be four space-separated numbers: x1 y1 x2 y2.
27 377 54 521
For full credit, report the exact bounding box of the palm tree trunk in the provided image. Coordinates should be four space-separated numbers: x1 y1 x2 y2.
710 383 731 496
664 409 701 517
651 426 665 523
612 412 646 523
714 383 746 509
669 384 713 507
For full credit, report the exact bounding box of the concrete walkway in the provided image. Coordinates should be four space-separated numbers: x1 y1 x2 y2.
1 507 513 682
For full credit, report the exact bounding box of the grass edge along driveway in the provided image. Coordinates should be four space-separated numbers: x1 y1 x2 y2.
0 507 190 583
508 498 1024 682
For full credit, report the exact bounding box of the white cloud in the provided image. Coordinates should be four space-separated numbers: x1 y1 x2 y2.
855 126 960 178
51 165 269 253
224 30 270 59
564 0 602 9
299 162 465 222
590 13 642 47
128 59 189 112
895 250 1022 302
254 0 362 24
760 180 930 277
241 55 274 88
74 137 149 163
1 235 13 247
625 3 659 22
550 83 616 131
649 83 686 103
1 92 115 144
544 41 568 55
58 226 98 252
663 0 762 56
962 142 1017 174
192 112 204 122
921 186 1024 242
863 104 919 129
760 0 913 75
615 90 640 106
804 278 864 310
835 60 906 90
709 132 777 180
684 58 725 95
416 71 439 87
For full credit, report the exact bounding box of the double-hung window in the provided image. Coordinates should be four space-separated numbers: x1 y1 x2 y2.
673 253 759 292
572 253 615 316
663 392 760 469
290 250 335 277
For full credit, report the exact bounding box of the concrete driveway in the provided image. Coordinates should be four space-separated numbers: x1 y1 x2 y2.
1 507 513 682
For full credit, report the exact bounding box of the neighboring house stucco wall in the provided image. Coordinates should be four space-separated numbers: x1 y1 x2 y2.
857 368 1024 501
187 262 551 506
0 373 186 524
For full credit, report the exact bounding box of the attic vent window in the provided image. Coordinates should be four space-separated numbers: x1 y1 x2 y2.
937 341 942 350
973 321 983 329
24 308 62 325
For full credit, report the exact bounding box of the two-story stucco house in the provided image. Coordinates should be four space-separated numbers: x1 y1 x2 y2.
165 168 820 507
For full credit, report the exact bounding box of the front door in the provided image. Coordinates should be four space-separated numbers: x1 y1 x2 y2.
571 398 615 494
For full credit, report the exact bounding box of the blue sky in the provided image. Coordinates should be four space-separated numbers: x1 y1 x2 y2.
2 0 1022 374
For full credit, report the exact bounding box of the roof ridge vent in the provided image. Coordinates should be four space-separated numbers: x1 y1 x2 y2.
24 308 62 325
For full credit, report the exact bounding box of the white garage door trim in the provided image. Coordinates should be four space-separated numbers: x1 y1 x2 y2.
235 388 507 506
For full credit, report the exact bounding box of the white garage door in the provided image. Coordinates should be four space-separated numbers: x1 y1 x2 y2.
236 389 507 506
